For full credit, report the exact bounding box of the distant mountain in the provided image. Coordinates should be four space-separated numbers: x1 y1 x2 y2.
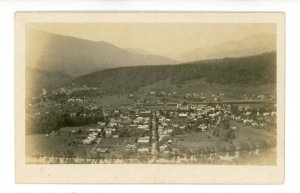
73 52 276 93
125 48 156 56
26 29 176 77
177 33 276 63
26 68 73 97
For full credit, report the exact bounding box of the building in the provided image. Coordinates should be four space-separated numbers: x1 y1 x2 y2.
137 125 150 130
137 136 150 145
177 104 190 111
138 147 149 153
97 148 110 153
140 110 151 117
179 113 188 118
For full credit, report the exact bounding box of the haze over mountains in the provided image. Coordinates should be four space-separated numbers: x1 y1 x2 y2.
27 29 276 77
26 29 277 97
176 33 276 63
26 29 175 77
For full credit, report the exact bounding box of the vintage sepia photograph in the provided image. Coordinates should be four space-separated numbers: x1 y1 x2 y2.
15 12 285 184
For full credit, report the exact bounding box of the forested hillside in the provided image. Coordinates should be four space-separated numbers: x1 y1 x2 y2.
73 52 276 93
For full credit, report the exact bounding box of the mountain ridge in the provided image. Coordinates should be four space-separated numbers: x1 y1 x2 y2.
26 29 176 77
72 51 276 93
176 33 276 63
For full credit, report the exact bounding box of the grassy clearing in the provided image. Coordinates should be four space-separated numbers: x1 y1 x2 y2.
173 120 276 152
92 95 134 106
140 79 276 99
26 134 137 160
230 121 276 146
26 134 94 158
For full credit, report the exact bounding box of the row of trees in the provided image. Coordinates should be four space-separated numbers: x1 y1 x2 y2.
212 119 236 143
26 109 106 134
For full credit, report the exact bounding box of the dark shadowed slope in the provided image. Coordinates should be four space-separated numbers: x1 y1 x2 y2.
26 29 175 77
73 52 276 93
26 68 73 97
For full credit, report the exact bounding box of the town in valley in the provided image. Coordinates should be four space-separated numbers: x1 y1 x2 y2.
26 83 277 164
25 23 277 164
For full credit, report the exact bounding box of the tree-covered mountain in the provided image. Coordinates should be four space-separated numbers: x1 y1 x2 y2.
73 52 276 93
26 29 176 77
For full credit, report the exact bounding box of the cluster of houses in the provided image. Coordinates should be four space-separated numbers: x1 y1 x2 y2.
28 83 278 161
229 105 277 129
145 90 227 102
133 114 174 155
125 104 224 155
155 115 175 155
52 86 98 96
147 91 177 97
132 114 150 131
82 129 100 145
243 94 276 101
39 91 276 158
67 98 84 104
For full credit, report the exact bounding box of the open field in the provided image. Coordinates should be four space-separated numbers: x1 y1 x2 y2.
26 134 137 160
73 78 277 108
26 134 94 158
173 120 276 152
139 79 276 100
26 119 276 164
92 95 134 107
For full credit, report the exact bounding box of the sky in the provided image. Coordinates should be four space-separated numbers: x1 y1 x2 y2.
27 23 276 58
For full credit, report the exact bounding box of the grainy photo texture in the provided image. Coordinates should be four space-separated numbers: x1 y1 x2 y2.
15 12 285 184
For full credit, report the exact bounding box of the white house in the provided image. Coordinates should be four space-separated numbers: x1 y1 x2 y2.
179 113 188 118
